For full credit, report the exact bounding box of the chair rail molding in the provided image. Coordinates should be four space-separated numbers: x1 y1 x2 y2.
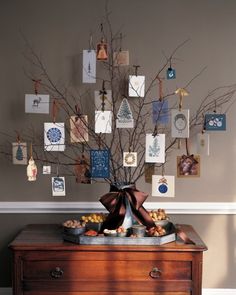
0 201 236 214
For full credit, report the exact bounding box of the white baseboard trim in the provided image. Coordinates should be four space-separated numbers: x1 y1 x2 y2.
1 288 235 295
0 201 236 214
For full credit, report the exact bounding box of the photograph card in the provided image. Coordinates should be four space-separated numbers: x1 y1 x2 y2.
145 134 165 163
116 98 134 128
52 176 66 196
171 109 189 138
152 175 175 197
204 114 226 131
12 142 27 165
70 115 89 143
25 94 50 114
95 111 112 133
82 50 96 83
123 152 137 167
177 154 200 177
197 133 210 156
90 149 110 178
113 50 129 66
152 100 169 124
44 122 65 152
128 75 145 97
95 90 112 111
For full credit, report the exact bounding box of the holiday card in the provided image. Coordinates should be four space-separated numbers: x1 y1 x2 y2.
70 115 89 143
90 149 110 178
204 114 226 131
96 41 108 61
42 165 51 174
128 75 145 97
113 50 129 66
25 94 50 114
171 109 189 138
95 111 112 133
82 50 96 83
44 122 65 151
177 154 200 177
52 176 66 196
116 98 134 128
166 67 176 80
95 90 112 111
123 152 137 167
12 142 27 165
145 134 165 163
197 133 210 156
152 100 169 124
152 175 175 197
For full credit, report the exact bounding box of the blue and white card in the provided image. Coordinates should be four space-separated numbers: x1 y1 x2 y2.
90 149 110 178
204 114 226 131
44 122 65 151
52 176 66 196
152 100 169 124
82 50 96 83
152 175 175 197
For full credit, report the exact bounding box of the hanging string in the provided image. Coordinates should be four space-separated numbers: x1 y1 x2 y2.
161 164 165 176
89 34 93 51
185 138 190 156
152 125 158 137
52 99 58 123
157 76 164 101
213 99 217 113
99 80 107 112
32 79 41 95
119 33 122 52
30 142 33 159
133 65 140 76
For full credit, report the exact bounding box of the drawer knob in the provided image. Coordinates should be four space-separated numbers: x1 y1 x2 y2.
50 267 64 279
149 267 162 279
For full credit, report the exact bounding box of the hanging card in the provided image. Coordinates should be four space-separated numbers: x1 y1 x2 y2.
95 111 112 133
197 133 210 156
25 94 50 114
42 165 51 174
116 98 134 128
123 152 137 167
128 75 145 97
171 109 189 138
152 100 169 124
144 163 155 183
74 156 91 184
82 50 96 83
204 114 226 131
95 90 112 111
177 154 200 177
152 175 175 197
90 149 110 178
44 122 65 151
70 115 89 143
166 67 176 79
52 176 66 196
113 50 129 66
145 134 165 163
12 142 27 165
96 42 108 61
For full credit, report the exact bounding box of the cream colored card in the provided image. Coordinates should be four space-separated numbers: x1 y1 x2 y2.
197 133 209 156
70 115 89 143
145 134 165 163
123 152 137 167
152 175 175 197
95 111 112 133
128 75 145 97
171 109 189 138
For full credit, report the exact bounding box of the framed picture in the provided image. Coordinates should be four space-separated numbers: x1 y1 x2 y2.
177 154 200 177
52 176 66 196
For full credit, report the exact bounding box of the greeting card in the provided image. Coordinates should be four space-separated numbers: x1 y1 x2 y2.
25 94 50 114
152 100 169 124
197 133 210 156
96 40 108 61
204 114 226 131
123 152 137 167
82 50 96 83
44 122 65 151
145 134 165 163
95 111 112 133
116 98 134 128
42 165 51 174
113 50 129 66
52 176 66 196
152 175 175 197
171 109 189 138
12 142 27 165
70 115 89 143
128 75 145 97
95 90 112 111
166 67 176 79
90 149 110 178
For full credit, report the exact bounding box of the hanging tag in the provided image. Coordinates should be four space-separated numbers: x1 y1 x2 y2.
82 50 96 83
95 90 112 111
74 155 91 184
44 122 65 151
171 109 189 138
70 115 89 143
116 98 134 128
152 175 175 197
167 67 176 79
90 149 110 178
145 134 165 163
42 165 51 174
177 154 200 177
95 111 112 133
12 142 27 165
113 50 129 66
96 38 108 61
144 163 155 183
152 100 169 124
197 133 210 156
52 176 66 196
27 157 37 181
128 75 145 97
204 114 226 131
25 94 50 114
123 152 137 167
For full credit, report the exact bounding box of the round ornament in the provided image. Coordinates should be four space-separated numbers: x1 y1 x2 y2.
47 127 62 143
158 183 168 194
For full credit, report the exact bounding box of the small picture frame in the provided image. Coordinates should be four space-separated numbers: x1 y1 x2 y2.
177 155 200 177
52 176 66 196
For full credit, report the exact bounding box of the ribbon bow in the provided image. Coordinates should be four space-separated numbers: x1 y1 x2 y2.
100 184 155 231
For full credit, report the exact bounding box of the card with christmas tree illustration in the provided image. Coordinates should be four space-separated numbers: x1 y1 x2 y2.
12 142 27 165
171 109 189 138
152 175 175 197
95 111 112 133
82 50 96 83
44 122 65 151
128 75 145 97
94 90 112 111
25 94 50 114
145 134 165 163
152 100 169 124
123 152 137 167
90 149 110 178
116 98 134 128
197 133 210 156
113 50 129 66
70 115 89 143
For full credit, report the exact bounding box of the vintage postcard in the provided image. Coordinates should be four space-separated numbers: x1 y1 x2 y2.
204 114 226 131
116 98 134 128
90 149 110 178
177 154 200 177
152 100 169 124
25 94 50 114
123 152 137 167
113 50 129 66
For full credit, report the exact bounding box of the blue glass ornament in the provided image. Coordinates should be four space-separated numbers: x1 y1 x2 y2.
158 183 168 194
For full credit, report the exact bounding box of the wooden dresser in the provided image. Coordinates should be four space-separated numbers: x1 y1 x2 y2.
9 224 207 295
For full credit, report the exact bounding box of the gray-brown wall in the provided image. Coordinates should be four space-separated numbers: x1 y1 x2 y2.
0 0 236 289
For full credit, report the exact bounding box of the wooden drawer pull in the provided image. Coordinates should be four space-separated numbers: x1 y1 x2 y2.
149 267 162 279
50 267 64 279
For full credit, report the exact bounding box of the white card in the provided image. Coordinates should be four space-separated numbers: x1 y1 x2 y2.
25 94 50 114
95 111 112 133
116 98 134 128
128 75 145 97
145 134 165 163
95 90 112 111
12 142 27 165
113 50 129 66
152 175 175 197
44 122 65 151
43 165 51 174
197 133 209 156
82 50 96 83
70 115 89 143
123 152 137 167
171 109 189 138
52 176 66 196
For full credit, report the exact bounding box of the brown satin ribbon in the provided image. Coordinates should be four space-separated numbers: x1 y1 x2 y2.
100 184 155 231
176 227 195 244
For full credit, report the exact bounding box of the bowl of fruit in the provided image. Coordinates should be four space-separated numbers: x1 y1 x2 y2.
62 219 86 235
81 213 106 232
149 209 170 227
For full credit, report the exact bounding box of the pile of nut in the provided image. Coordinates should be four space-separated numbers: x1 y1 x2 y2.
147 225 166 237
63 219 84 228
149 208 169 221
81 213 106 223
